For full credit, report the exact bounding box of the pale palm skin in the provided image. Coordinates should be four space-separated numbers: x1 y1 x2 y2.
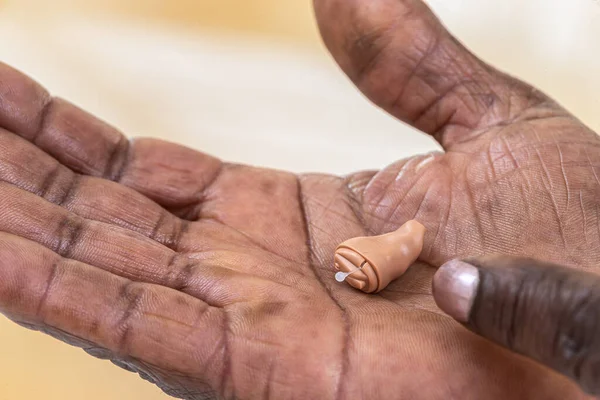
0 0 598 399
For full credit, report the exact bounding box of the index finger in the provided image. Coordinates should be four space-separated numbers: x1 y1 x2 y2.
433 256 600 397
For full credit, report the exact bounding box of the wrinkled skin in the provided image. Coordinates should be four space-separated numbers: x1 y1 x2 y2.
0 0 599 399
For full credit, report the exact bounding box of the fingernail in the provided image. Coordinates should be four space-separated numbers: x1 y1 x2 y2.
432 260 480 322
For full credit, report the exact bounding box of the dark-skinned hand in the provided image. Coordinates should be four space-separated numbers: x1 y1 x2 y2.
0 0 599 399
433 256 600 398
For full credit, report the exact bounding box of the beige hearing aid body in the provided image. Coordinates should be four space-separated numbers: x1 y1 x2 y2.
334 220 426 293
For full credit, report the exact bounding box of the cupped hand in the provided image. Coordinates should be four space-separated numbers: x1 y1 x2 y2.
0 0 599 399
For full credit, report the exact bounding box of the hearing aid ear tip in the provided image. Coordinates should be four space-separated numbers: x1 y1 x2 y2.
333 220 426 293
335 271 348 282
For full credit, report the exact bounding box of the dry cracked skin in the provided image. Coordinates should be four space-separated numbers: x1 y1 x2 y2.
0 0 599 399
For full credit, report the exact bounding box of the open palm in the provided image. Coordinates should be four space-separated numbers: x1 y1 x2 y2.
1 0 598 399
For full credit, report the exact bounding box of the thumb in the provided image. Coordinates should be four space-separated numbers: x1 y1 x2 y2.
313 0 556 150
432 256 600 396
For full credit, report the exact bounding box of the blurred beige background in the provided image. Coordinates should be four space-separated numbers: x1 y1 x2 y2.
0 0 599 399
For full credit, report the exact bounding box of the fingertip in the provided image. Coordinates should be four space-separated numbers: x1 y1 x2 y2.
432 260 480 323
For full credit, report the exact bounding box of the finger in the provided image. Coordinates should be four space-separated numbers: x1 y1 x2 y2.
0 179 190 287
0 232 226 394
1 116 297 274
0 128 188 250
0 181 311 302
314 0 561 149
0 63 222 211
432 256 600 396
117 138 222 215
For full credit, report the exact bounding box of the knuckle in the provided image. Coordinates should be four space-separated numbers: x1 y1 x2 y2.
115 281 146 354
54 213 85 258
162 251 199 291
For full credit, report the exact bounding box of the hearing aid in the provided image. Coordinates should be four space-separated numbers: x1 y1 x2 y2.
334 220 426 293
